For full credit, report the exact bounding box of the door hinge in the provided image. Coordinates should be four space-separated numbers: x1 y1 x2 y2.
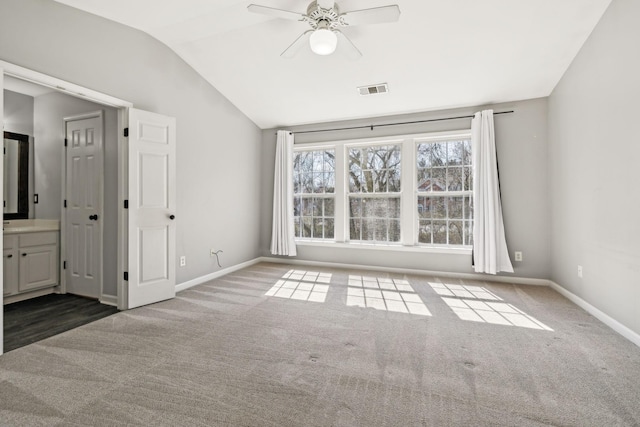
63 199 67 208
123 128 129 137
124 272 129 281
124 200 128 209
64 138 68 147
63 261 66 270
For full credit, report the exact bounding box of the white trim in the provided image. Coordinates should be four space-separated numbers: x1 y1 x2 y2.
175 258 263 293
0 60 133 108
548 281 640 348
100 294 118 306
258 256 549 286
294 240 473 255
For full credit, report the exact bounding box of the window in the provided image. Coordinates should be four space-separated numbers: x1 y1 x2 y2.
291 130 472 250
416 139 473 245
348 144 401 243
293 149 335 240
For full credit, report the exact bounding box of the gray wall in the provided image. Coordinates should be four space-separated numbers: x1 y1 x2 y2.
0 0 263 285
548 0 640 335
260 98 550 280
3 89 33 136
33 91 119 297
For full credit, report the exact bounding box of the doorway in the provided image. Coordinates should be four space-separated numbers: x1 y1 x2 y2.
0 60 178 356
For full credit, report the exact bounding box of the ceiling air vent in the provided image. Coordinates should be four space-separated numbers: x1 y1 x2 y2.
358 83 389 96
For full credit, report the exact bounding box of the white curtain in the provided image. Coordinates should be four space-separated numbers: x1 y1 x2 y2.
472 110 513 274
271 130 297 256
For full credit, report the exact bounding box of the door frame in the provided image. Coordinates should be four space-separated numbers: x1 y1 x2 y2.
61 110 105 299
0 60 134 355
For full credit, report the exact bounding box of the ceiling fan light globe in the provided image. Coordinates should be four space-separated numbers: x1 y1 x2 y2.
309 29 337 55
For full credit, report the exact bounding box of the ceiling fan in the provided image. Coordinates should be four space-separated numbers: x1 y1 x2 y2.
247 0 401 58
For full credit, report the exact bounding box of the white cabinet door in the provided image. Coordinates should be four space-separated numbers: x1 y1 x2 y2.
19 245 58 292
3 249 18 296
126 109 176 309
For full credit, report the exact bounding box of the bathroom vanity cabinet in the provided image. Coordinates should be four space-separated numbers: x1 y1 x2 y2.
3 221 59 303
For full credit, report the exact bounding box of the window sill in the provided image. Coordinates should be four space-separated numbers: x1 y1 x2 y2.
294 240 472 255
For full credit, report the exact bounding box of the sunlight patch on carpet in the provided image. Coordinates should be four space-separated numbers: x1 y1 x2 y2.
265 270 332 302
430 282 553 331
346 276 431 316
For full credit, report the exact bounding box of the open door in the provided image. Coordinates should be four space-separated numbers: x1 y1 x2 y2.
126 108 176 309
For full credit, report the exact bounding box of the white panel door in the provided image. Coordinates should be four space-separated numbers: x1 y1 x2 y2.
65 113 103 299
127 108 176 309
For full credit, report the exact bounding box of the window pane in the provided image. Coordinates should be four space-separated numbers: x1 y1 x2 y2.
388 198 401 219
312 198 322 216
432 197 446 219
324 172 335 193
418 220 432 244
463 140 472 165
447 167 463 191
350 219 361 240
448 141 464 166
325 219 334 239
389 220 401 242
313 218 324 238
362 219 375 241
449 221 463 245
301 173 313 193
431 168 446 192
350 197 362 217
433 221 447 244
465 221 474 245
302 218 312 238
448 197 463 219
417 196 431 219
324 198 334 217
431 142 447 166
464 196 473 219
464 166 473 191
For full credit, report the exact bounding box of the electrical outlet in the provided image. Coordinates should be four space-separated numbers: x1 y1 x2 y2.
180 256 186 267
514 251 523 262
577 265 583 278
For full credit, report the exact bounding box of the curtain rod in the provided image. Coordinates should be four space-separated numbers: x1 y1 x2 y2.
279 110 514 135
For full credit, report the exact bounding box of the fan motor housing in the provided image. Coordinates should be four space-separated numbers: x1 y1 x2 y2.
306 1 341 29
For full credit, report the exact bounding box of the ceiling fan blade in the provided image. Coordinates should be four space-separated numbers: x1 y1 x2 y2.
317 0 335 9
281 31 313 58
247 4 305 21
335 31 362 59
341 5 401 26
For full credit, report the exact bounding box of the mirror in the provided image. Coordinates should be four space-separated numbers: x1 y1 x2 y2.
3 131 29 219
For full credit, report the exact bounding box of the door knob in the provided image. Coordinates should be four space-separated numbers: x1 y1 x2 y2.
7 254 12 258
22 253 27 257
169 215 175 220
89 214 99 221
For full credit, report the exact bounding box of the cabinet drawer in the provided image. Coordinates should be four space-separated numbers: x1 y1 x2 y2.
19 231 58 248
4 235 18 250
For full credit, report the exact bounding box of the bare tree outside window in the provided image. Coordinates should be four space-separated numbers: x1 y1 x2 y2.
293 149 336 240
348 145 401 242
417 139 473 246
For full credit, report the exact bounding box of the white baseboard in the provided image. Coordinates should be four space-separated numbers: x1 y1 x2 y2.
548 281 640 348
257 256 550 286
175 257 263 292
100 294 118 306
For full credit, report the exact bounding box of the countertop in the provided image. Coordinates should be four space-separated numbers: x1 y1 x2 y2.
3 219 60 234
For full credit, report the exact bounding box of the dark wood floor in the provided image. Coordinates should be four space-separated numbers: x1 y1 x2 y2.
3 293 118 352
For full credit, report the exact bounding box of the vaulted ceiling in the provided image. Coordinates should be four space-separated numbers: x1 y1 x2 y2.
53 0 612 129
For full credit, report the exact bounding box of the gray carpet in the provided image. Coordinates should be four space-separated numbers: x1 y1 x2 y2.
0 262 639 426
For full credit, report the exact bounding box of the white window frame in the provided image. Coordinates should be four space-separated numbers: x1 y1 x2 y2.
292 145 338 242
414 131 473 248
292 130 472 254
